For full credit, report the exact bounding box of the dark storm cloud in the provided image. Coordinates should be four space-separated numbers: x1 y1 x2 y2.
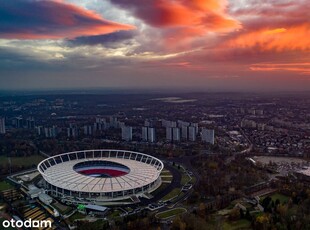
68 30 137 47
0 0 134 39
0 47 65 71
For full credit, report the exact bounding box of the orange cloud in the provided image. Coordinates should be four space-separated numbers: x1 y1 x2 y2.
226 24 310 52
263 28 287 35
250 63 310 75
111 0 240 35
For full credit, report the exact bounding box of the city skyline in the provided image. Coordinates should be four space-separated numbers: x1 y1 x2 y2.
0 0 309 91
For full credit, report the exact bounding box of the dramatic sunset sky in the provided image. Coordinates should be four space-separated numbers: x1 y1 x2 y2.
0 0 309 91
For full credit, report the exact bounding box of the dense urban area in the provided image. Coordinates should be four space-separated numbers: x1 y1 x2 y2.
0 91 310 230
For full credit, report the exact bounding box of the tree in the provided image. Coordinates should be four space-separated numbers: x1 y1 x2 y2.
262 196 272 212
198 202 206 218
239 208 244 219
245 209 252 221
229 208 240 221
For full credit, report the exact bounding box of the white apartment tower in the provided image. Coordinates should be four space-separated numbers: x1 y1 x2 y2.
122 126 133 141
0 117 6 134
201 129 215 144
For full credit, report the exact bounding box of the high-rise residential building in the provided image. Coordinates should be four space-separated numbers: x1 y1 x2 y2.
148 128 156 143
36 126 44 135
178 120 190 128
122 126 132 141
171 121 177 128
181 126 188 140
181 125 197 141
166 127 181 141
201 129 215 144
44 127 49 138
94 117 106 131
67 124 78 137
44 126 57 138
188 126 196 141
0 117 6 134
162 120 177 128
110 116 119 128
172 127 181 141
51 126 58 137
166 127 173 141
142 126 156 142
191 123 199 134
144 120 151 127
26 117 35 129
142 126 148 141
84 125 93 135
15 117 23 128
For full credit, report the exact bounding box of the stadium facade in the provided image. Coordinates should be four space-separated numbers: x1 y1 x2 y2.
38 150 163 204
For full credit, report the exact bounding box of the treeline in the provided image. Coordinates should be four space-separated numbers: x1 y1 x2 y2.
0 139 36 157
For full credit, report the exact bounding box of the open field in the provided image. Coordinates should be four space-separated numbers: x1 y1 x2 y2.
68 212 86 222
160 170 172 176
0 181 14 191
261 193 289 204
0 155 45 168
162 188 181 201
223 219 251 230
180 174 191 185
156 208 186 219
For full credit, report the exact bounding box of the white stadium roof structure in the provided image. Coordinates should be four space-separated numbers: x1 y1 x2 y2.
38 150 164 204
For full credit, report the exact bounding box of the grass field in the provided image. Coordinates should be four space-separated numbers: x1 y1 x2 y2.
151 183 168 196
0 181 14 191
160 170 172 176
109 210 121 218
156 208 186 219
223 219 251 230
162 188 181 201
0 155 45 168
180 174 191 185
68 212 86 222
261 193 289 204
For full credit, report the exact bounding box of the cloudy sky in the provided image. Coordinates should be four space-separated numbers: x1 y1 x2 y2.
0 0 309 91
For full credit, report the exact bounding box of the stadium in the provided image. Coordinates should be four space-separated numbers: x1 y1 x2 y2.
37 150 164 204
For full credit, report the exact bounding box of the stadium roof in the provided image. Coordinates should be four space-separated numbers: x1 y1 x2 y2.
38 150 163 193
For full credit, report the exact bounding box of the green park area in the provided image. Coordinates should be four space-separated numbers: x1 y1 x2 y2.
68 212 86 222
156 208 187 219
0 181 14 191
261 193 289 204
223 219 251 230
160 170 172 176
0 155 45 168
181 173 191 185
162 188 181 201
161 169 173 183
